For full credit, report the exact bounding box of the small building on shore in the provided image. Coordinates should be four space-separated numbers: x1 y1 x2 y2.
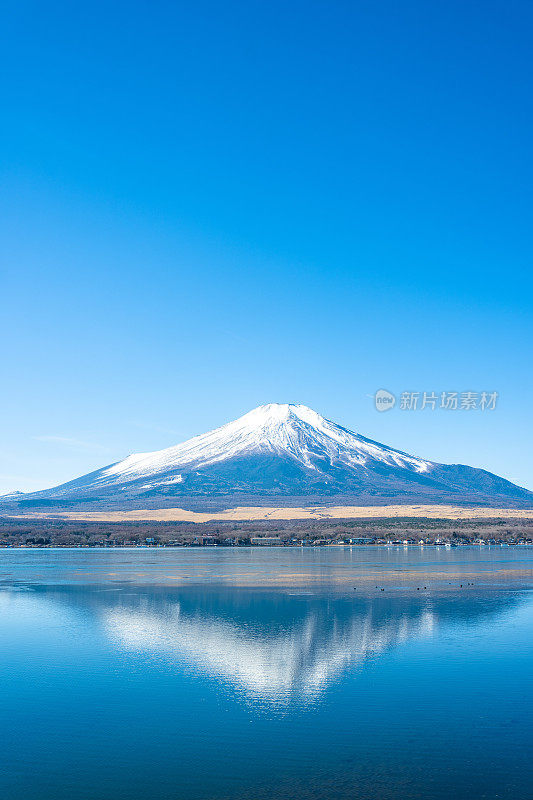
250 536 282 546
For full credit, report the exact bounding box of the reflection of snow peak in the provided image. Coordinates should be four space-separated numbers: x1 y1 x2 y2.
103 604 435 699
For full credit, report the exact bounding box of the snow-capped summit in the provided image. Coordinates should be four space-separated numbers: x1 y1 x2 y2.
101 403 431 483
3 403 532 510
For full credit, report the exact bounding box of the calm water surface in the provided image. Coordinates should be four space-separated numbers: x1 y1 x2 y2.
1 547 532 799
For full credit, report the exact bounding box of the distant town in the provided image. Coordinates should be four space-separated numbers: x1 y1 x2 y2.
1 517 532 548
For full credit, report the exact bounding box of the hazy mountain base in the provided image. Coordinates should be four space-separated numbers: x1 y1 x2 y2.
5 489 533 515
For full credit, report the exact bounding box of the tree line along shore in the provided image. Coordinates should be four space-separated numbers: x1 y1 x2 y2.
0 517 532 548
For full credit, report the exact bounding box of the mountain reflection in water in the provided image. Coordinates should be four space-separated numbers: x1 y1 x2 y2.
102 591 438 699
26 584 523 703
2 577 533 800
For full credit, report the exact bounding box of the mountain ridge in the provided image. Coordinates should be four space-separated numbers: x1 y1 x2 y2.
2 403 532 511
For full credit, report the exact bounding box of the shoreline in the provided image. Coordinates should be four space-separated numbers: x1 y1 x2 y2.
1 542 533 549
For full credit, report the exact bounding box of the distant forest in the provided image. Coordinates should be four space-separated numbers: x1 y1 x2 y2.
1 517 532 547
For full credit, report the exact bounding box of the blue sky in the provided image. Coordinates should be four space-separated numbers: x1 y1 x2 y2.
1 0 532 493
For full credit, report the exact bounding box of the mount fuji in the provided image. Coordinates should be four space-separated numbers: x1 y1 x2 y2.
3 403 531 511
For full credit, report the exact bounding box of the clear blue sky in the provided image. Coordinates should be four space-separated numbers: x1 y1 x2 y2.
1 0 532 493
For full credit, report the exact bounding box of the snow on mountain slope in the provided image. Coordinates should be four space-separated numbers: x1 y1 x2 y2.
4 404 532 508
100 403 431 486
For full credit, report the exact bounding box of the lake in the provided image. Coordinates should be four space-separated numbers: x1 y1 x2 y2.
1 546 532 799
